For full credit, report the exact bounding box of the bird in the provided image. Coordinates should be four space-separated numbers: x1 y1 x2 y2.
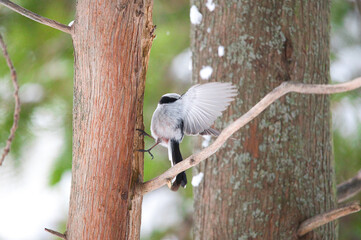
138 82 237 191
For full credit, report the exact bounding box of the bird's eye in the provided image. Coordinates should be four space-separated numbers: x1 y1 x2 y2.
159 96 178 104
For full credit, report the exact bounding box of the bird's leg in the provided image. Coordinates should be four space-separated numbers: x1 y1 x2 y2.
136 129 159 159
137 140 160 159
136 128 154 140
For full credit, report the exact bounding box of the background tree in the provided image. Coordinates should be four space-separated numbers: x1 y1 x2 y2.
192 1 336 239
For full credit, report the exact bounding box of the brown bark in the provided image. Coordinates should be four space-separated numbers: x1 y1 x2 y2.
192 1 336 239
67 0 153 239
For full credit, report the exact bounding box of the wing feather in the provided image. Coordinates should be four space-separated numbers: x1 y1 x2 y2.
180 82 237 135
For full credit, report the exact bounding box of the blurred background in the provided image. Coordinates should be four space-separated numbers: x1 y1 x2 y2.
0 0 360 239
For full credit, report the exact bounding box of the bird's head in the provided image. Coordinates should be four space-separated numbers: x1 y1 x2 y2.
159 93 181 105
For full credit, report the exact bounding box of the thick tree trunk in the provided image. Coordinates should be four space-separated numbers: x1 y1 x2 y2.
67 0 153 239
192 1 336 239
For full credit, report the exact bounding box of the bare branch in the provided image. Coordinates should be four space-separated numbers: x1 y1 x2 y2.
297 201 361 236
337 169 361 203
137 77 361 195
0 34 21 166
44 228 67 240
0 0 72 35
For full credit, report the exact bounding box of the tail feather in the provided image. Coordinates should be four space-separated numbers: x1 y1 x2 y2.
170 139 187 190
200 128 237 141
199 128 220 136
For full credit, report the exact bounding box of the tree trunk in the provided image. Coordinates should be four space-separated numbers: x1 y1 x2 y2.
192 1 336 239
67 0 153 239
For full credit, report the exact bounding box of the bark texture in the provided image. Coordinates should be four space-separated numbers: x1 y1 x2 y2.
67 0 153 239
192 1 336 239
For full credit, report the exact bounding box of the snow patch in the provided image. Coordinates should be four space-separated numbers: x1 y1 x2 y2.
20 83 44 103
170 48 192 83
206 0 215 12
141 188 182 237
202 135 211 148
192 172 204 187
0 122 69 240
190 5 202 25
331 46 361 82
199 66 213 80
218 46 225 57
332 98 361 137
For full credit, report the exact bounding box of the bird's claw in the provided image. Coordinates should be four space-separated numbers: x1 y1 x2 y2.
137 148 154 159
136 129 154 139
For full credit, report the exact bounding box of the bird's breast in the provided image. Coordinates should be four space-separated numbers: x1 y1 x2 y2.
151 105 184 145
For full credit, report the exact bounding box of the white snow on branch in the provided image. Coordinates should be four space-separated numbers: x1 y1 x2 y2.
218 46 224 57
206 0 215 12
199 66 213 80
190 5 202 25
191 172 204 187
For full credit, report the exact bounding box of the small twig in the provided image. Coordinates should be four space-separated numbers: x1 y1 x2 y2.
137 77 361 195
337 169 361 203
44 228 67 240
297 201 361 236
0 34 20 166
0 0 72 35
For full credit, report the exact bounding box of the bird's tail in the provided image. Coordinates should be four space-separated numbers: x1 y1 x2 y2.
200 128 220 136
170 139 187 191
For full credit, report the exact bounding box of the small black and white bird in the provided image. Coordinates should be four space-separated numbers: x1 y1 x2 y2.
139 82 237 191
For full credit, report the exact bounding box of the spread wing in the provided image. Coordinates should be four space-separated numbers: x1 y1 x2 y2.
180 82 237 135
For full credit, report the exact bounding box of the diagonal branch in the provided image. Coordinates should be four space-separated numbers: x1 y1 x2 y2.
0 0 72 35
297 201 361 236
137 77 361 195
0 34 21 166
337 169 361 203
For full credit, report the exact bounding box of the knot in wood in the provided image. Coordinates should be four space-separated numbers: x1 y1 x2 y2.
121 191 128 200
